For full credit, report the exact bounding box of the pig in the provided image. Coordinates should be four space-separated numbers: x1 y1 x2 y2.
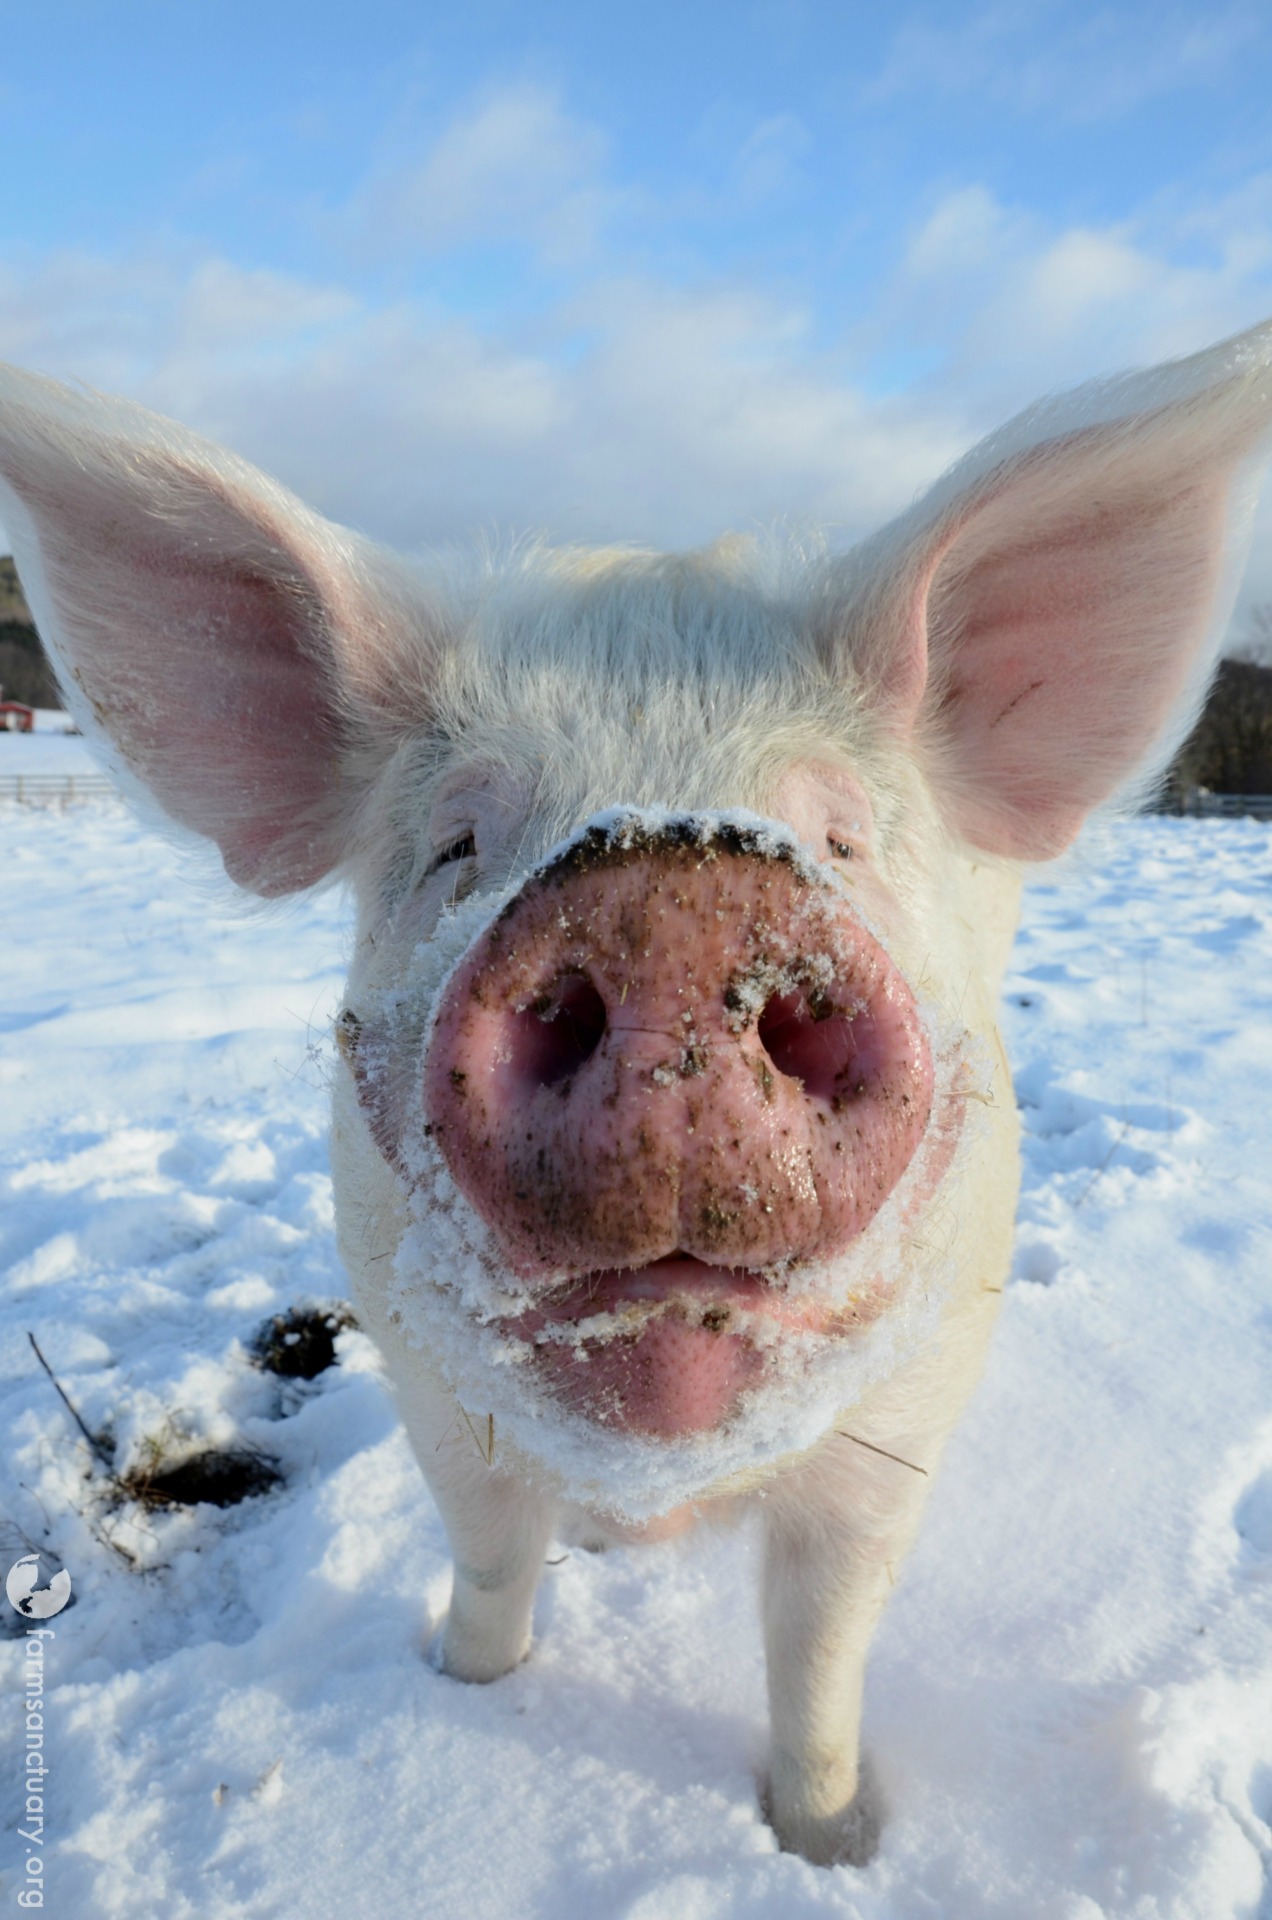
1 317 1269 1867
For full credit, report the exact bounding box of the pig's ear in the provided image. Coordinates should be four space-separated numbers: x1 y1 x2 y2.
843 318 1272 859
0 363 439 895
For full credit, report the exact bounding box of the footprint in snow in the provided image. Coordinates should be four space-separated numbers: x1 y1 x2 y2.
1013 1064 1182 1138
1235 1469 1272 1570
1191 912 1266 953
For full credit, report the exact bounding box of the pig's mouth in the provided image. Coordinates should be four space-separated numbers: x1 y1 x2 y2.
500 1252 884 1439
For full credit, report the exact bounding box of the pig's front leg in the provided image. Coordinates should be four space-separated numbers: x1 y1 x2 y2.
332 1130 558 1684
431 1453 557 1684
761 1430 935 1866
385 1356 557 1682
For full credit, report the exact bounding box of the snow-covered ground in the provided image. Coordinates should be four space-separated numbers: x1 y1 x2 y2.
1 799 1270 1920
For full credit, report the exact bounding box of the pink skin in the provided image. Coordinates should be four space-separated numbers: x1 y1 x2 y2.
423 819 935 1438
505 1254 902 1439
514 1258 769 1438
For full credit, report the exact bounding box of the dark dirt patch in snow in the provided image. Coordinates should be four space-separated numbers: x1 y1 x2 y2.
118 1446 282 1511
251 1302 357 1382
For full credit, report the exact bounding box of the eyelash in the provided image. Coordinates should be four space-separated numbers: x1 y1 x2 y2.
427 832 477 877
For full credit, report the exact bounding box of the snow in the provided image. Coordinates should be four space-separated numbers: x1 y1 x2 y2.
0 710 85 764
1 800 1271 1919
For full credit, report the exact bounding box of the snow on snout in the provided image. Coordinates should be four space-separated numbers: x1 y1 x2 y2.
424 811 935 1288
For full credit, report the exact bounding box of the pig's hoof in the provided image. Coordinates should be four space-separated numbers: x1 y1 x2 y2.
763 1754 884 1868
430 1621 531 1685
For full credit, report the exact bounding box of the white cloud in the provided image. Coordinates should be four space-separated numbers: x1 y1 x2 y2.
346 83 618 268
732 114 813 206
871 179 1272 612
173 260 357 351
0 244 966 554
889 182 1272 403
4 164 1272 620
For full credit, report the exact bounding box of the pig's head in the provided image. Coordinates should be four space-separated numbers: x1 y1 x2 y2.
329 558 989 1515
2 322 1270 1512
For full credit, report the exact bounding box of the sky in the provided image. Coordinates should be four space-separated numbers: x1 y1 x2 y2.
4 0 1272 630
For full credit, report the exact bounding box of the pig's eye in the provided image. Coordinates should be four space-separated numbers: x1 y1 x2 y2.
427 832 477 876
827 836 854 860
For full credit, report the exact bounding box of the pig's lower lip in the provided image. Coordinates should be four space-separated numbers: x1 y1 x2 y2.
503 1255 857 1440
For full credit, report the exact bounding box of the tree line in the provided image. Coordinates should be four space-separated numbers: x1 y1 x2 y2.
0 555 60 708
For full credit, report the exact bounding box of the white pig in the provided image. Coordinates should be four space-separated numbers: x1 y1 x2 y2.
1 319 1269 1866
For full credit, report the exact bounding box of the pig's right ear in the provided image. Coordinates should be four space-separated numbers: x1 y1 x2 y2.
839 318 1272 859
0 364 440 896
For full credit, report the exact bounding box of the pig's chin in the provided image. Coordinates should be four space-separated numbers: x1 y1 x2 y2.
383 1078 979 1519
501 1255 886 1439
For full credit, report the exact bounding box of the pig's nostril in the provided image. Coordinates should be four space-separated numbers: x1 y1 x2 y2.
757 989 886 1105
509 972 607 1088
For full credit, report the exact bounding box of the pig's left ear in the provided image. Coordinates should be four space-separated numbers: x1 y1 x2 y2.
0 363 440 895
843 318 1272 858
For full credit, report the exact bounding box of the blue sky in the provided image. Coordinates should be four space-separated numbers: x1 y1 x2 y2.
5 1 1272 619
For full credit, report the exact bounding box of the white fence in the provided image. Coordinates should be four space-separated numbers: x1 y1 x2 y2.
0 772 117 806
1174 790 1272 821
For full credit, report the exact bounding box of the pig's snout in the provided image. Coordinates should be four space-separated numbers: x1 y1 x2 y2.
423 822 934 1288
